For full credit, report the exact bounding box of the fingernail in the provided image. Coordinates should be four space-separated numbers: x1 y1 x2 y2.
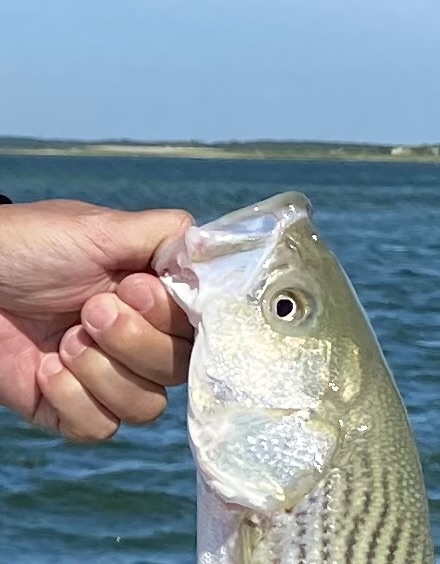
85 295 119 331
63 328 93 358
40 354 64 376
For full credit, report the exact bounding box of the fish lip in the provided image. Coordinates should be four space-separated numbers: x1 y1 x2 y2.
184 192 313 264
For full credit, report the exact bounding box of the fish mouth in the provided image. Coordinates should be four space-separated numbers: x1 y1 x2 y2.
153 192 314 316
182 191 313 264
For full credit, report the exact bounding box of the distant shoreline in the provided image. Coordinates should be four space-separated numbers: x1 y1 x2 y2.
0 138 439 164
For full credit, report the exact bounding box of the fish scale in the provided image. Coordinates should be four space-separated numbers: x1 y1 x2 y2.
154 192 434 563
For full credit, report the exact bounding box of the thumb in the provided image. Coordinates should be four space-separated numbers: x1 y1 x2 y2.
106 208 194 271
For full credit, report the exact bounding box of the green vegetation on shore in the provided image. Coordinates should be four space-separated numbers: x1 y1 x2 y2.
0 136 439 163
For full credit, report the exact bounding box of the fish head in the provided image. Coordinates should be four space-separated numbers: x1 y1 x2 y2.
154 192 373 512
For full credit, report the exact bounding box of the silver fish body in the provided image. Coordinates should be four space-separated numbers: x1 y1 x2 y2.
154 192 434 563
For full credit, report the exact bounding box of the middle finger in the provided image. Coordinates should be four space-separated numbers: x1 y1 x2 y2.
80 293 191 386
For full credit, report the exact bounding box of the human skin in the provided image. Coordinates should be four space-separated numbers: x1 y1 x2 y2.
0 199 194 441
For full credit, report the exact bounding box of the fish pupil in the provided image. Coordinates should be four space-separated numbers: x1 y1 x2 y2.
276 298 295 318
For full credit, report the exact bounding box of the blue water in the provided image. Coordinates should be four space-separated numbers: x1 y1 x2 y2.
0 156 439 562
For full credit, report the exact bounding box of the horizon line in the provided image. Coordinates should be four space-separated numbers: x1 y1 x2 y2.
1 134 439 148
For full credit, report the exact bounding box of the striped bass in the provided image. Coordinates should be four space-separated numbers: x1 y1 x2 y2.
154 192 434 563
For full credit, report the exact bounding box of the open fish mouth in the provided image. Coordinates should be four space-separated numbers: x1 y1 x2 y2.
153 192 313 321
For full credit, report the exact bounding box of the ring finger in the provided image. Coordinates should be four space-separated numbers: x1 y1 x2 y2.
59 325 168 425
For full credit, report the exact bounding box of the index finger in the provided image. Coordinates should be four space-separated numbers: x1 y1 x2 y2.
117 273 194 341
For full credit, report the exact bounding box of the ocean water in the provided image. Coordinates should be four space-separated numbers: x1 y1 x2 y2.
0 155 439 563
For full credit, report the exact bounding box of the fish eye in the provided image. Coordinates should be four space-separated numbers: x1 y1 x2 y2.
275 295 297 319
271 291 309 323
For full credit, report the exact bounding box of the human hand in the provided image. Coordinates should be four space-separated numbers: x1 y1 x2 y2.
0 199 193 441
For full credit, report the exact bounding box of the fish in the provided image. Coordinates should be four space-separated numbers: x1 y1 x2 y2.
153 192 434 563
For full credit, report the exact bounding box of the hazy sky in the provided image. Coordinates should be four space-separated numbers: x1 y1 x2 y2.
1 0 439 143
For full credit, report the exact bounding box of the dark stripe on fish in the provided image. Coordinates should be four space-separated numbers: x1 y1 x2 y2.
366 468 390 562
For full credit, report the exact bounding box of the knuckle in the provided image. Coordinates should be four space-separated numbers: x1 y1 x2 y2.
123 412 147 425
121 393 167 425
174 209 195 228
93 422 119 441
159 208 194 230
120 316 145 344
61 420 119 443
73 346 116 379
104 315 145 357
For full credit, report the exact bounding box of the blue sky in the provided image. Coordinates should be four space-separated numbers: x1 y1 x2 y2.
0 0 439 143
